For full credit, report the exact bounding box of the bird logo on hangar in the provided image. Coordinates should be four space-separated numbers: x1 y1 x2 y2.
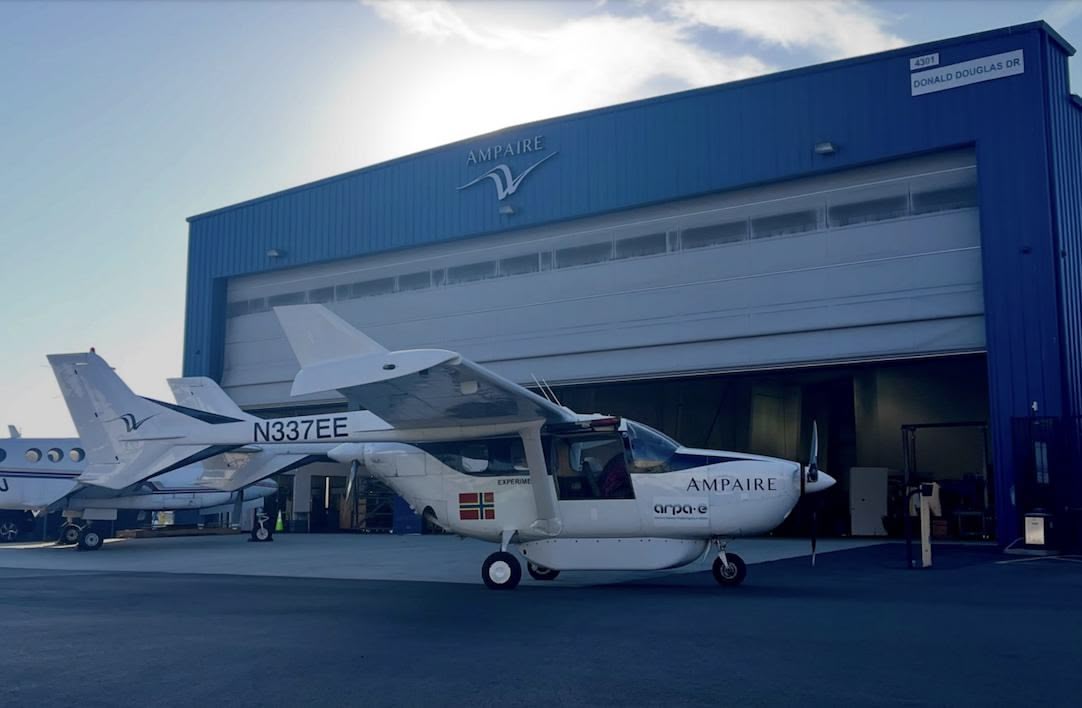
457 134 557 201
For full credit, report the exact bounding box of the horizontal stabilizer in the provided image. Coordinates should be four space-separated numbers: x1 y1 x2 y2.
168 377 253 420
197 451 321 492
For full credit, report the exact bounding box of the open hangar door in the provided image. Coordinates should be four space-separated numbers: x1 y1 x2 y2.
551 353 992 541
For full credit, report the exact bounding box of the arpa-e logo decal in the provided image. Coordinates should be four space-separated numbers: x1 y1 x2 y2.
653 496 709 526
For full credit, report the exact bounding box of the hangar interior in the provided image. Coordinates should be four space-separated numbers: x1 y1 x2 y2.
221 149 992 540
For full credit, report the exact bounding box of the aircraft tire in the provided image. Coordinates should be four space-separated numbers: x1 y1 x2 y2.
712 553 747 587
482 551 521 590
0 519 20 543
58 524 81 545
253 526 272 542
526 562 560 581
76 527 103 552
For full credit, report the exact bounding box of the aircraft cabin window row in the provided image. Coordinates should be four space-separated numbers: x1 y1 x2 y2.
7 447 84 464
226 166 978 318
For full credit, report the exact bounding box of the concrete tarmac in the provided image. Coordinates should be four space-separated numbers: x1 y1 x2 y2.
0 533 876 585
0 538 1079 707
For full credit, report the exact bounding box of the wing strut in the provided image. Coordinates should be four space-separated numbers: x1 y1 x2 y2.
519 423 562 536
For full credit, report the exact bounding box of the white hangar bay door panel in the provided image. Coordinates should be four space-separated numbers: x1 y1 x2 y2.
221 150 984 409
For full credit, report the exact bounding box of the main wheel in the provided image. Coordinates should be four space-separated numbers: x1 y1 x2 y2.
0 519 20 543
253 525 272 542
77 527 103 552
527 562 560 581
481 551 522 590
59 524 81 545
712 553 747 587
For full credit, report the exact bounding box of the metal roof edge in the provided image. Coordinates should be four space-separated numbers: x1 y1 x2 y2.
186 21 1065 226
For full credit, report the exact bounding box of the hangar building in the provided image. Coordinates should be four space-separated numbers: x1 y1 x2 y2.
183 22 1082 547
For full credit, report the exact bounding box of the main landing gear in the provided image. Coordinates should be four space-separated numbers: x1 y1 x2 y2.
58 522 103 551
482 551 522 590
526 562 560 581
711 540 746 587
480 553 560 589
58 523 81 545
76 525 103 552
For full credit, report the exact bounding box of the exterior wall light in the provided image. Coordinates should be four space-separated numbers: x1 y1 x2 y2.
266 248 284 258
814 142 837 155
498 205 515 215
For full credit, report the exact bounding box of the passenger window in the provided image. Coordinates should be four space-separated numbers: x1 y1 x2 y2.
417 438 527 477
549 434 634 500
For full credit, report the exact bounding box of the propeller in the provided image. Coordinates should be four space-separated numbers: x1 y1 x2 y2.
806 421 820 567
345 460 359 504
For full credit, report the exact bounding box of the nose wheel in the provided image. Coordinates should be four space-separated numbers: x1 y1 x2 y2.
481 551 522 590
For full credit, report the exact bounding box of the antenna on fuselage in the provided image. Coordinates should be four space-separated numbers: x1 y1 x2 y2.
531 374 555 404
539 378 562 407
7 425 20 439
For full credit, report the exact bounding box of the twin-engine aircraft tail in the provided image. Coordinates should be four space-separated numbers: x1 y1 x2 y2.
47 353 243 490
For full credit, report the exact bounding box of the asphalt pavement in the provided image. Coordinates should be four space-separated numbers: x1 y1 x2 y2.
1 543 1079 707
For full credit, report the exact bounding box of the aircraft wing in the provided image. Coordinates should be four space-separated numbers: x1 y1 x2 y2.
276 305 576 430
275 305 572 534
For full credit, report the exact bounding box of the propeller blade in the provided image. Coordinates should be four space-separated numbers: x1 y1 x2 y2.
345 460 358 503
810 502 818 567
808 420 819 484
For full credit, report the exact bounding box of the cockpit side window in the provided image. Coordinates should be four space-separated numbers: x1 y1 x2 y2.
547 433 634 500
624 421 680 473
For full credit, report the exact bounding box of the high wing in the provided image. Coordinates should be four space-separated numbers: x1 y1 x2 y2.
274 305 574 533
275 305 576 429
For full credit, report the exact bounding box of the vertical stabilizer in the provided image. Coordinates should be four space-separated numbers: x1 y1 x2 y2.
47 352 241 490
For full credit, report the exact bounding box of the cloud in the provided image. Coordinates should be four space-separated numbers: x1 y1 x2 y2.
1043 1 1082 31
667 0 906 59
363 1 773 100
366 0 505 48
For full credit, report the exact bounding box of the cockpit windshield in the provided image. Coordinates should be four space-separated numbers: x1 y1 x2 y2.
624 421 680 473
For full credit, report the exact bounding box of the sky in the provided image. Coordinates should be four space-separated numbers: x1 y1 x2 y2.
1 0 1080 437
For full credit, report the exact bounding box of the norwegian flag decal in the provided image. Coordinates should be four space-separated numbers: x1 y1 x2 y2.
459 491 495 521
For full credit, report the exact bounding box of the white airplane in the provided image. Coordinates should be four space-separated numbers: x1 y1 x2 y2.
0 379 282 550
48 305 835 587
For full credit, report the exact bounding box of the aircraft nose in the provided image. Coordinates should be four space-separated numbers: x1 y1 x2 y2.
805 469 836 493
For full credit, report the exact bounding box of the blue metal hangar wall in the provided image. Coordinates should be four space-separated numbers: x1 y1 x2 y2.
184 22 1082 545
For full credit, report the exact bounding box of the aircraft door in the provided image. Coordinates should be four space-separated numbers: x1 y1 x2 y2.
549 434 641 535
